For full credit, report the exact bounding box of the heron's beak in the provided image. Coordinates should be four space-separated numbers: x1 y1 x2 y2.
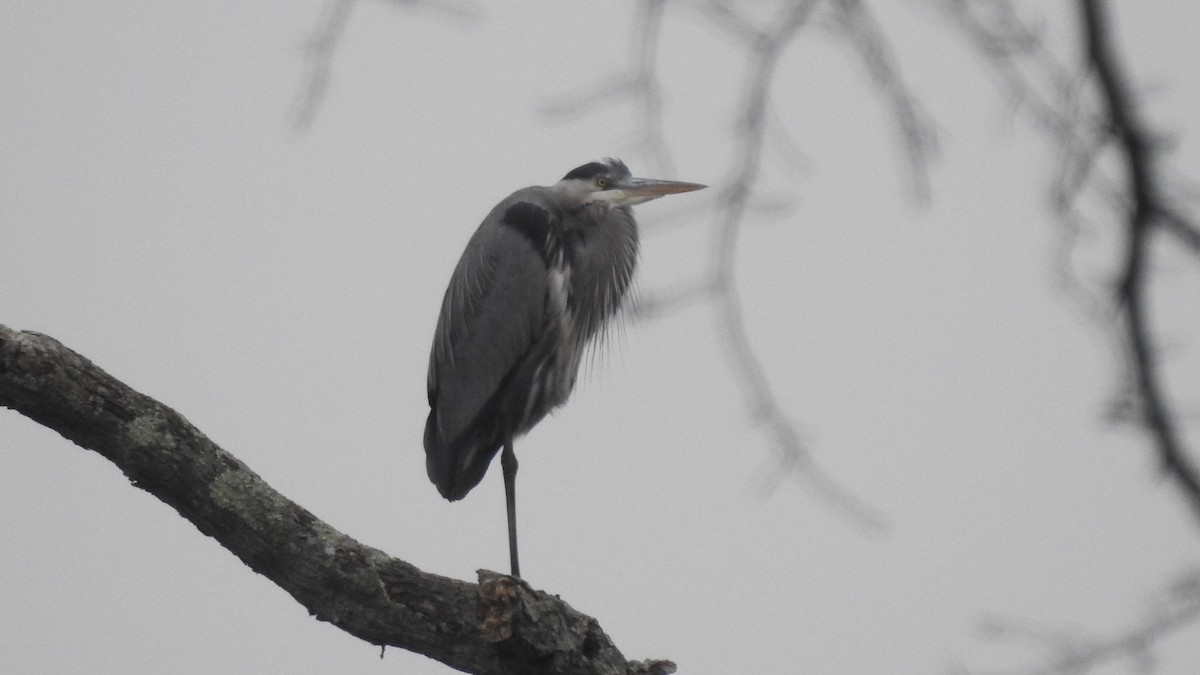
618 177 707 205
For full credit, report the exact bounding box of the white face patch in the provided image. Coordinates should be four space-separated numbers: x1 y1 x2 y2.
586 187 662 207
586 189 628 205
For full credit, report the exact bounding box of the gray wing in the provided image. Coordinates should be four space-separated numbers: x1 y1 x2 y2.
424 212 548 499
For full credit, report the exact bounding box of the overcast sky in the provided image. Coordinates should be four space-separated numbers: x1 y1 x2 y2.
3 2 1200 674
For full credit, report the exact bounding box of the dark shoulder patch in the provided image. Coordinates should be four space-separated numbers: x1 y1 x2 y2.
503 201 553 243
501 201 577 268
561 162 609 182
502 201 556 264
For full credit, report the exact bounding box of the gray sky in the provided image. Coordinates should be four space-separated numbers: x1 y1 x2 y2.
3 2 1199 673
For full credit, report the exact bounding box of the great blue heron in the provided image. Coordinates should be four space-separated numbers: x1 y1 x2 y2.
424 158 705 577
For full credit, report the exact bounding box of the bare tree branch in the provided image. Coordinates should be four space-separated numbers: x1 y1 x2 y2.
630 0 676 176
962 567 1200 675
540 0 676 174
929 2 1200 669
702 0 888 529
943 0 1200 528
0 325 673 675
293 0 356 130
292 0 480 131
1077 0 1200 522
633 276 721 319
939 0 1111 211
1160 204 1200 258
827 0 939 202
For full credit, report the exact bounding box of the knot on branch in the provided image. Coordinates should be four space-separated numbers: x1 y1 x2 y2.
476 570 675 674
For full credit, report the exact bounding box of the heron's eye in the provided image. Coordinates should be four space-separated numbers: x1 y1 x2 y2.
595 177 609 189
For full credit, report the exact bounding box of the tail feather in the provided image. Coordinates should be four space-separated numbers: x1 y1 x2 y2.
424 406 503 501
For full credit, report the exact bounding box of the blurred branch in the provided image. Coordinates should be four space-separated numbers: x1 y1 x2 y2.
557 0 951 528
939 2 1200 671
631 0 676 176
292 0 479 131
963 567 1200 675
700 0 888 529
945 0 1200 526
0 325 673 675
541 0 676 175
1160 206 1200 256
634 276 721 318
939 0 1111 212
543 0 890 528
940 0 1119 318
1077 0 1200 522
293 0 355 130
827 0 939 202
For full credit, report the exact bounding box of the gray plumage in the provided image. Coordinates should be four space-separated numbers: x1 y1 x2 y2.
422 158 704 576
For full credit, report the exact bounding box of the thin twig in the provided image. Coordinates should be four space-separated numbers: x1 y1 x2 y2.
940 0 1112 210
633 0 676 175
540 1 676 174
292 0 480 131
1160 206 1200 257
633 276 720 319
293 0 356 131
828 0 939 202
964 567 1200 675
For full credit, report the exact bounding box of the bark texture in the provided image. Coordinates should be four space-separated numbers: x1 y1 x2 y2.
0 324 674 675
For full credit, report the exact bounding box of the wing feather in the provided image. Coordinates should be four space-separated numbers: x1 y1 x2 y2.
424 204 549 499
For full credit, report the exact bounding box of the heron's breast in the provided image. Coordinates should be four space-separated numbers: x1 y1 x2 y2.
544 260 582 392
515 259 581 430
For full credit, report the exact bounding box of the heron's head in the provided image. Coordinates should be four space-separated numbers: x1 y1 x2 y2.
556 158 706 208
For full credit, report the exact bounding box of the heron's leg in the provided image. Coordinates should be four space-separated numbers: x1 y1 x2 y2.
501 441 520 578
